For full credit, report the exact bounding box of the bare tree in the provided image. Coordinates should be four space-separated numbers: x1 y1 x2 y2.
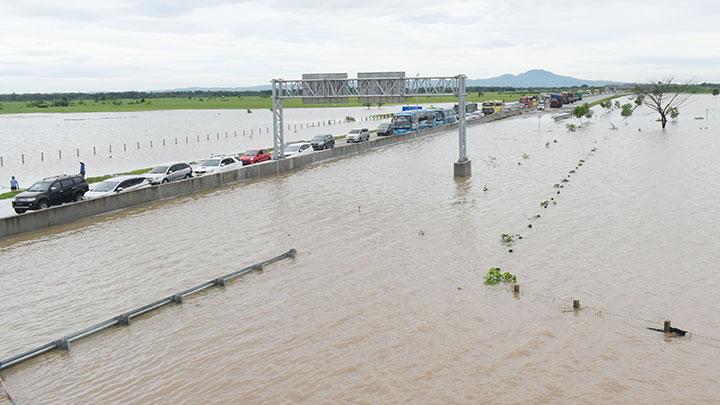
634 78 692 129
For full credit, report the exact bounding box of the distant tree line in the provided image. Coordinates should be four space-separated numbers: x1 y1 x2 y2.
0 90 273 103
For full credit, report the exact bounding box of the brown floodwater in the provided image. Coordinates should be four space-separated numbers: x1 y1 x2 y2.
1 96 719 403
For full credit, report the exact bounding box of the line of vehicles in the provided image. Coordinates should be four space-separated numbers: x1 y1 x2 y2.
9 130 371 214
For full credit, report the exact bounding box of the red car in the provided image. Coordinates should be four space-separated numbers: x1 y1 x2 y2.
240 149 272 165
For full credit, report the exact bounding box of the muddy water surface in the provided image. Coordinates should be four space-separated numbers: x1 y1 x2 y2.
1 96 719 403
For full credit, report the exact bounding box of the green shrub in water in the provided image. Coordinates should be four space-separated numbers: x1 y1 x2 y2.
484 267 517 285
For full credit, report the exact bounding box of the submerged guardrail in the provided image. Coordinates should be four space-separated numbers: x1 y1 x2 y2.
0 249 297 371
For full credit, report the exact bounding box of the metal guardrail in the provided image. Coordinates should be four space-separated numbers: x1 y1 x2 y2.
0 249 297 371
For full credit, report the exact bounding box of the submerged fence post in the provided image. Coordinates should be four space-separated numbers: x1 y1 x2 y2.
573 299 580 310
0 156 3 167
58 150 62 160
664 320 671 333
55 338 70 351
123 143 127 151
41 152 44 162
137 141 140 150
21 154 24 164
76 148 80 157
93 146 96 155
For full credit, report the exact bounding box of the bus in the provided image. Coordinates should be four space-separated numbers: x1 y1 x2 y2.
417 109 441 129
438 108 457 124
391 111 419 135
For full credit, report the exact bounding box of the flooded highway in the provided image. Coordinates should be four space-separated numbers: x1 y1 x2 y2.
1 96 719 403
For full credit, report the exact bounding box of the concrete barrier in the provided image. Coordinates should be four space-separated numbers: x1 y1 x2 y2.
0 110 522 239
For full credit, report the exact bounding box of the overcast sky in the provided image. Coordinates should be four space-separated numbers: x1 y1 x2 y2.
1 0 718 93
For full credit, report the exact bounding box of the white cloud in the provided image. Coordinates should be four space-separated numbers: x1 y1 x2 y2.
0 0 718 92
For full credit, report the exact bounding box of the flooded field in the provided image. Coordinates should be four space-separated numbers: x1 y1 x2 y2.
1 95 719 403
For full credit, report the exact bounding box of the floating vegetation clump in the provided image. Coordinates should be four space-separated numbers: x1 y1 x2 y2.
484 267 517 285
540 200 549 208
521 152 529 159
501 233 515 245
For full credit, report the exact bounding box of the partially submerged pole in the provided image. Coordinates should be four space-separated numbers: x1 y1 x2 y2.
453 75 472 177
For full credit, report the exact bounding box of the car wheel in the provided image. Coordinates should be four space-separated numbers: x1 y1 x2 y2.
185 173 192 179
73 192 83 202
14 209 26 214
162 179 169 184
38 199 49 209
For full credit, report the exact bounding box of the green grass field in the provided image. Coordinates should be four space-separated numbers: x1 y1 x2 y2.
0 92 538 115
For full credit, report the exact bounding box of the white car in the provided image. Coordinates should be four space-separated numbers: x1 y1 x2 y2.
84 175 151 200
283 142 313 157
346 128 370 143
193 155 242 176
145 162 193 184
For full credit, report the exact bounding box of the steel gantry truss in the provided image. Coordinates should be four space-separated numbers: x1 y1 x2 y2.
271 74 471 176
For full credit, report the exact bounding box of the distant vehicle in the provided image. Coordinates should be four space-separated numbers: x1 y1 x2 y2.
519 95 536 108
481 100 504 115
84 175 150 200
481 101 496 115
145 162 193 184
12 174 88 214
240 149 272 165
310 134 335 150
391 111 419 135
193 155 241 175
561 92 575 104
417 110 437 129
454 102 479 114
402 105 422 111
283 142 313 157
439 109 458 124
549 94 564 108
376 122 393 136
346 128 370 143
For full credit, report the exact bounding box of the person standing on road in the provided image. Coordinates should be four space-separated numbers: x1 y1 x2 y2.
10 176 19 191
79 162 86 178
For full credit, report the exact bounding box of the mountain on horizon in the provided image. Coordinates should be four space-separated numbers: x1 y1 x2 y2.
467 69 620 88
164 69 620 93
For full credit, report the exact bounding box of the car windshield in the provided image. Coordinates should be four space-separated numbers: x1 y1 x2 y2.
349 129 360 134
378 123 390 129
92 181 119 192
150 166 168 174
285 144 301 152
311 136 325 142
243 150 259 156
200 159 221 166
27 181 53 192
